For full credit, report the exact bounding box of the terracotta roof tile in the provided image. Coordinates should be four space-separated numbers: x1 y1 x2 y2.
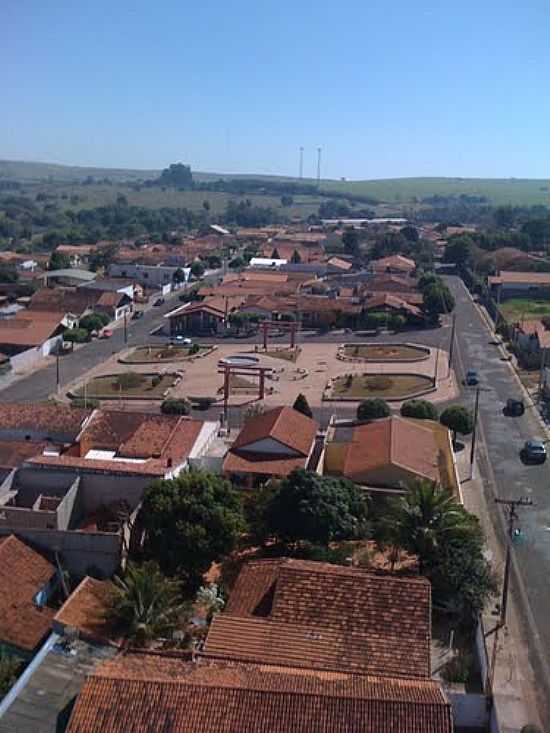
222 558 431 679
67 655 453 733
0 403 91 437
339 417 441 485
0 535 56 651
223 451 308 477
231 406 318 456
54 576 120 645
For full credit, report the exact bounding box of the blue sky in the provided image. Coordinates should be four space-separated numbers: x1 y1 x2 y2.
2 0 550 179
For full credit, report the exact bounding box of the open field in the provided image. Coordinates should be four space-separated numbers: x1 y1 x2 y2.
72 372 177 400
341 343 429 361
500 299 550 322
331 373 433 400
5 160 550 205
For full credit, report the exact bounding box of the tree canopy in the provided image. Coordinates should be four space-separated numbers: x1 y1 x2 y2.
357 398 391 421
440 405 474 442
265 469 369 545
157 163 193 189
48 250 71 270
400 399 439 421
293 393 313 418
139 470 245 587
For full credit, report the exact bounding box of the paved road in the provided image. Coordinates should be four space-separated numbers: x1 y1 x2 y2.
446 275 550 714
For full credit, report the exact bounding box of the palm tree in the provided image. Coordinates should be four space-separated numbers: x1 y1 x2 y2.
109 561 186 647
380 480 477 573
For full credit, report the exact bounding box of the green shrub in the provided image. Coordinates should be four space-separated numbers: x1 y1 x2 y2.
189 343 200 355
151 375 162 388
117 372 145 390
365 375 392 391
401 399 438 420
63 328 89 343
441 653 472 684
0 652 24 698
71 397 100 409
357 398 391 421
161 399 191 415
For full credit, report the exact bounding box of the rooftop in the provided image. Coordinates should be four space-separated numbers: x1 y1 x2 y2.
0 403 91 438
54 576 119 646
0 535 56 652
232 406 318 456
221 558 432 679
66 654 452 733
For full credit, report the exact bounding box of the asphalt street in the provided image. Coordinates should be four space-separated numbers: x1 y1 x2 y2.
446 275 550 713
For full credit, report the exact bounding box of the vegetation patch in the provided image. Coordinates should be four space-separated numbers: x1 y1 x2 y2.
500 298 550 322
341 343 429 362
122 344 208 363
331 372 433 400
73 372 178 400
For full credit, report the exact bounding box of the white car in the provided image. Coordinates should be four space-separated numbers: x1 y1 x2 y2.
171 335 192 345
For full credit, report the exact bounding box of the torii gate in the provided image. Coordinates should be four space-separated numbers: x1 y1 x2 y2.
260 320 299 350
217 362 273 419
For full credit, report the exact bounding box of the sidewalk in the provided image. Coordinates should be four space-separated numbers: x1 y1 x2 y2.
455 448 543 731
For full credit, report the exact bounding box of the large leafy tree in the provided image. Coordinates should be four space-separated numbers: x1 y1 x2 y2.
139 471 245 587
440 405 474 444
109 561 186 646
378 481 494 625
400 399 439 421
48 250 71 270
357 398 390 421
265 469 369 545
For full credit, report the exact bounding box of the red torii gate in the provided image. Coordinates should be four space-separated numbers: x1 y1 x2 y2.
217 362 273 419
260 320 299 350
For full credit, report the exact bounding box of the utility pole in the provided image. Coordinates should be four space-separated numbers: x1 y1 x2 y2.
448 312 456 376
56 350 60 392
317 147 322 188
123 311 128 345
433 346 440 388
495 496 532 626
538 347 547 397
470 386 481 467
299 147 304 179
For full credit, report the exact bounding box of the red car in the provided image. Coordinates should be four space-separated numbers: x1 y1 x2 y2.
100 329 113 339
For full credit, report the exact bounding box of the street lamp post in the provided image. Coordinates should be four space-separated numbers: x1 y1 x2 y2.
495 496 532 627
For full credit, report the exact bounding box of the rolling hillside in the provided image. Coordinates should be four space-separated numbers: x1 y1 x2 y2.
2 159 550 206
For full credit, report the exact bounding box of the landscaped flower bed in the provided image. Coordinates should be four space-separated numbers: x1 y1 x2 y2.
326 372 434 401
121 344 211 364
339 343 430 363
71 372 179 400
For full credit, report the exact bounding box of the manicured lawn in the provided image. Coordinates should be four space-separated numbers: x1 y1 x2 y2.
73 372 177 399
332 373 433 399
342 344 427 361
500 299 550 322
124 345 207 363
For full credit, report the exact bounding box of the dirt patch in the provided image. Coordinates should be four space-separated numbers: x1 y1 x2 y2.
261 347 300 363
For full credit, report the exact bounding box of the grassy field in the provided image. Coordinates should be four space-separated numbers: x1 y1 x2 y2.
342 344 428 361
332 373 433 399
500 299 550 322
4 159 550 206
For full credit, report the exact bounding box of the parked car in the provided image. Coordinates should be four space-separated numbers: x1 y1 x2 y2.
153 298 165 307
132 310 144 320
170 335 192 345
465 369 479 386
522 439 547 464
99 329 113 339
505 398 525 417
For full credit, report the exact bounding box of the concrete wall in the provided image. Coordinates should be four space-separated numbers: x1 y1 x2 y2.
79 472 152 514
0 526 121 577
447 692 489 729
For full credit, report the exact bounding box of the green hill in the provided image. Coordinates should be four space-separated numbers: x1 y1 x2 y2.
2 159 550 206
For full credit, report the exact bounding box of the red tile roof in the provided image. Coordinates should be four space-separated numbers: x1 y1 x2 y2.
0 312 64 346
54 576 120 645
370 255 416 272
488 270 550 286
221 558 432 679
67 655 452 733
223 451 309 477
0 535 56 651
232 406 318 456
338 417 441 485
363 293 423 317
0 440 48 469
0 403 91 437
